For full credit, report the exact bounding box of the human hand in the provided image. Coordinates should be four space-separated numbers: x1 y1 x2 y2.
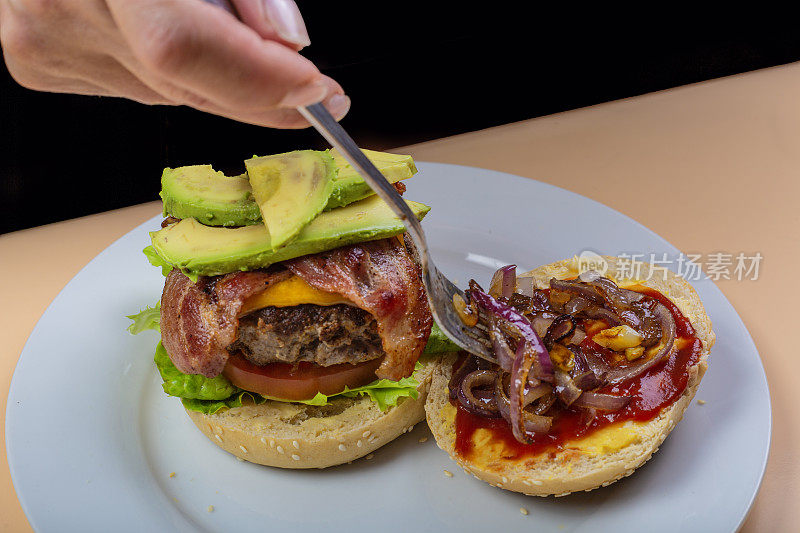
0 0 349 128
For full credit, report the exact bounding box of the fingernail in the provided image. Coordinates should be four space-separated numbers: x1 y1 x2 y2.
324 93 351 120
263 0 311 48
280 80 329 107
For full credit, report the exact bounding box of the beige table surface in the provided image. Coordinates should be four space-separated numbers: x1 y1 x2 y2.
2 63 798 531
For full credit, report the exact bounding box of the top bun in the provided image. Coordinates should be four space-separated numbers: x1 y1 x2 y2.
424 256 715 496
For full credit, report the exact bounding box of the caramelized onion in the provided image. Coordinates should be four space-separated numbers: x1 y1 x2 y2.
531 315 554 338
524 382 552 407
508 340 534 442
458 370 500 417
588 277 644 308
564 296 590 314
516 276 535 297
467 289 552 382
532 392 556 415
582 305 622 326
550 278 605 305
495 375 553 436
543 315 576 348
454 270 678 446
573 370 603 391
554 369 583 406
529 289 554 313
603 301 676 384
489 265 517 299
488 317 515 372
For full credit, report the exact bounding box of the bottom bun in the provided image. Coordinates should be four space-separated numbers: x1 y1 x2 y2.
186 355 439 469
425 256 715 496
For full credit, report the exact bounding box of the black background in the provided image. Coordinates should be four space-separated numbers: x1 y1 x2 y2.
1 6 798 234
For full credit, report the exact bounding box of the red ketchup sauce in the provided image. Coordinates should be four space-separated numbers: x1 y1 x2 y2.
453 286 702 460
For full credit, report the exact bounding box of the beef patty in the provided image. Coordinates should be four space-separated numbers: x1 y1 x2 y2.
228 304 385 367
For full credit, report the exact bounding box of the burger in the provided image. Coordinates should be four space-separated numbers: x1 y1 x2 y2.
127 148 457 468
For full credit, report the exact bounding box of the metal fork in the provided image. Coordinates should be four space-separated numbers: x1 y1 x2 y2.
298 104 492 359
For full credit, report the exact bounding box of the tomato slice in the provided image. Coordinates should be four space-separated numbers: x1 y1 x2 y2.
223 354 384 401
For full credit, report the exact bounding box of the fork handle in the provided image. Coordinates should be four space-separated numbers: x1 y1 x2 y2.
298 103 431 259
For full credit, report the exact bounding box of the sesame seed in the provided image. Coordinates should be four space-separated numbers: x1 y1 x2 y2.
207 505 214 513
366 453 374 460
522 480 531 486
520 508 529 516
291 454 301 461
277 446 284 454
444 470 453 477
338 444 347 452
292 440 300 449
239 445 248 454
214 434 222 442
532 480 543 486
368 435 377 443
260 437 267 445
168 472 176 478
357 440 363 447
501 476 509 483
362 430 371 438
697 399 706 405
216 427 224 435
418 437 428 443
269 439 275 448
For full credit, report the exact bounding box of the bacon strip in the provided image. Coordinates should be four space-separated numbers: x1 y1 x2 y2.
161 268 291 377
160 236 431 381
286 236 432 380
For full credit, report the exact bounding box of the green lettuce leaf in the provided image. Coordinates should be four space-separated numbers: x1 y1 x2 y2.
423 321 461 354
143 245 173 277
182 391 267 415
126 302 161 334
151 341 422 414
154 342 238 400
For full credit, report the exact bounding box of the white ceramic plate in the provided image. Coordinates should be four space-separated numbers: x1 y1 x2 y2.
7 163 770 532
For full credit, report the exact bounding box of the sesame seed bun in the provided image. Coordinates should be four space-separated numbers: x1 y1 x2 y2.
185 354 439 468
424 256 715 496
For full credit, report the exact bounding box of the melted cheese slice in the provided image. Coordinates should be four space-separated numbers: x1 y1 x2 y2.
239 275 351 315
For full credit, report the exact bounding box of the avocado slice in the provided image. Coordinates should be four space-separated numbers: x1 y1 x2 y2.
245 150 336 248
160 150 417 227
327 148 417 209
150 195 431 277
160 166 260 226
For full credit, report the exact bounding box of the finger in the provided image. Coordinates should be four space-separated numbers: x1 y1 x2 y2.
107 0 335 113
119 50 349 128
229 0 310 51
218 78 351 128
